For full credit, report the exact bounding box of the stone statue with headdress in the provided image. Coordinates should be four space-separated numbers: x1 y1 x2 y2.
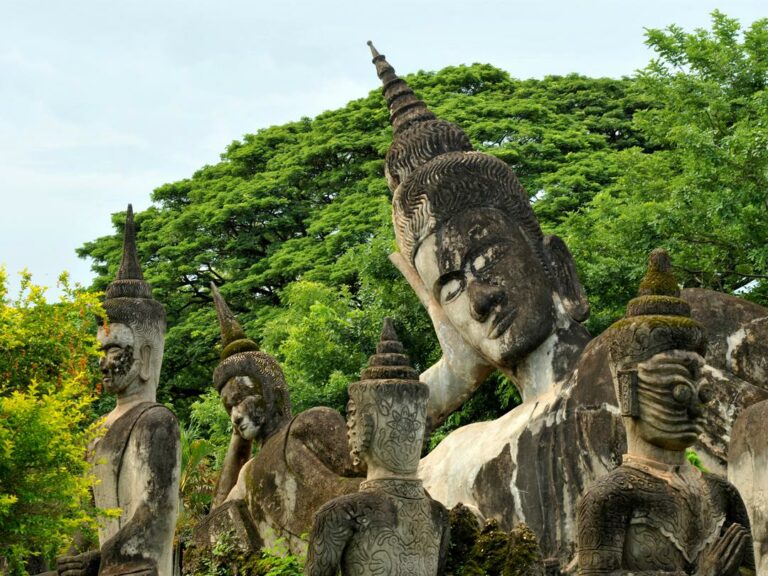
367 43 768 570
56 205 180 576
577 250 754 575
305 319 450 576
191 285 364 556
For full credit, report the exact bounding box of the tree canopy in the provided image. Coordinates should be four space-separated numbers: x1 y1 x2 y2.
78 12 768 422
0 270 105 573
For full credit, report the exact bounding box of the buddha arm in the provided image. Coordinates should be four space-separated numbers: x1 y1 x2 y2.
99 407 179 574
305 498 356 576
212 431 252 508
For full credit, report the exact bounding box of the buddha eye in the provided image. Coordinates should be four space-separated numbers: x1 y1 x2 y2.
470 245 505 275
440 275 466 303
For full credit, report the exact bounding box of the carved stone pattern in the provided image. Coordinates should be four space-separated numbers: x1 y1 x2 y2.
305 489 447 576
577 464 731 575
368 391 427 474
392 151 547 271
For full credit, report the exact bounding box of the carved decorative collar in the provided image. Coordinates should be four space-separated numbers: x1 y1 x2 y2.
622 454 701 487
360 477 425 500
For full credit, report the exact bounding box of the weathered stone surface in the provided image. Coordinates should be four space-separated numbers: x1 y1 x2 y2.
193 286 364 556
305 317 450 576
57 205 180 576
369 45 768 571
729 398 768 575
577 252 754 575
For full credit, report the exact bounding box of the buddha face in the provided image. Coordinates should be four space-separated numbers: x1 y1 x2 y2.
414 208 556 368
220 376 267 441
634 350 712 451
97 323 146 397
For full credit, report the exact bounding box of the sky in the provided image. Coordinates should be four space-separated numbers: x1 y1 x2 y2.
1 0 765 299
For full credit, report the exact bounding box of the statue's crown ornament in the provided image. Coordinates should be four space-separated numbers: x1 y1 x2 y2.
210 283 292 423
102 204 166 329
606 249 707 415
368 43 548 275
211 282 260 360
349 318 428 473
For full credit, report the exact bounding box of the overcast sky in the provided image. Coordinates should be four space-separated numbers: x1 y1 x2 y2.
1 0 765 298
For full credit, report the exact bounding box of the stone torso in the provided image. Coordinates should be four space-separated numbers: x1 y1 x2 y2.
237 407 363 554
306 479 448 576
577 460 749 574
91 402 180 576
618 458 724 571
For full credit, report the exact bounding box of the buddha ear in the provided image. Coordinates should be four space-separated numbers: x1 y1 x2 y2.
543 235 589 322
139 343 152 383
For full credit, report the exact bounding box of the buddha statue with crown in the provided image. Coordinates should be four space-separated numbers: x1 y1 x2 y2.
577 250 755 575
366 44 768 569
56 206 180 576
305 319 450 576
192 285 364 556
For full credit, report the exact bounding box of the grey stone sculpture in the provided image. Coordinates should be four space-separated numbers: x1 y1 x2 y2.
57 205 180 576
577 250 755 575
367 43 768 568
305 318 450 576
192 285 363 556
729 396 768 575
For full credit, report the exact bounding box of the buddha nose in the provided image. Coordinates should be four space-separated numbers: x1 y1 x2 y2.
467 279 506 322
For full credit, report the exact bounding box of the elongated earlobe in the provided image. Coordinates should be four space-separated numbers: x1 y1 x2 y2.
544 235 589 322
139 344 152 383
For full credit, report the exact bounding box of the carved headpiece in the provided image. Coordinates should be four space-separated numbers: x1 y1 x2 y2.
348 318 428 474
101 204 166 335
211 283 291 424
605 249 707 415
368 43 550 276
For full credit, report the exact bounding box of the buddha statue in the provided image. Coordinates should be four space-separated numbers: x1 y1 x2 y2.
192 284 363 555
57 205 180 576
577 249 755 575
305 319 450 576
366 43 768 567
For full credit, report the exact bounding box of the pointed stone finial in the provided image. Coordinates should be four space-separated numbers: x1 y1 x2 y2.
210 283 259 360
366 41 435 135
116 204 144 281
105 204 153 300
626 249 690 318
638 248 679 297
359 318 419 383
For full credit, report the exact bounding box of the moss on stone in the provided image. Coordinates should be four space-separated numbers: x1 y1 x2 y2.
447 513 545 576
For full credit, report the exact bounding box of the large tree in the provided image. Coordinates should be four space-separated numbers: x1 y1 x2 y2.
559 11 768 330
79 64 644 418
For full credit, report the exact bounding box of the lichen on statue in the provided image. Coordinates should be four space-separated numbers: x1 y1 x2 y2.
305 318 450 576
56 205 180 576
577 249 755 575
191 284 364 556
368 42 768 569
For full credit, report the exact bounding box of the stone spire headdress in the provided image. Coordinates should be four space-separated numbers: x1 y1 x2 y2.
211 283 292 427
606 249 707 416
102 204 166 332
367 42 551 277
348 318 428 474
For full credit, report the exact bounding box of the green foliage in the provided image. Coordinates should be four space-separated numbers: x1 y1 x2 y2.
184 532 304 576
0 269 105 572
562 11 768 332
176 423 218 542
77 12 768 432
78 63 643 418
446 510 545 576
